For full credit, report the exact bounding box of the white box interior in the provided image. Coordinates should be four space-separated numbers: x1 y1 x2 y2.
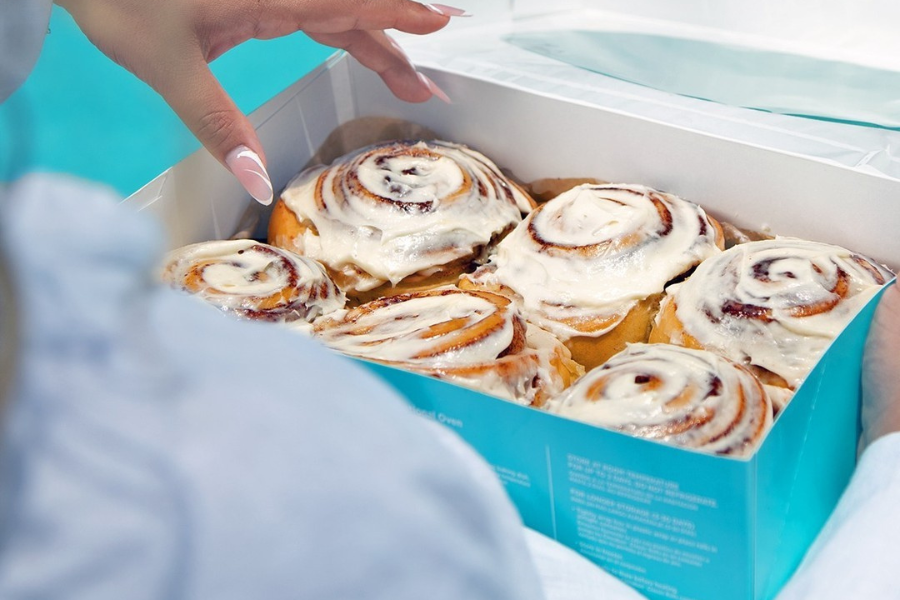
131 55 900 271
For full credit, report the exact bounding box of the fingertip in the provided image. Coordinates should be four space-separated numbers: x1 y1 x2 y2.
394 84 434 104
384 71 451 104
390 1 453 34
378 66 433 103
418 73 452 104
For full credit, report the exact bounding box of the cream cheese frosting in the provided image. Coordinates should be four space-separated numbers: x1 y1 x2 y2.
315 290 519 367
662 237 893 388
161 239 345 323
313 288 580 405
471 184 723 339
546 343 773 457
279 140 534 292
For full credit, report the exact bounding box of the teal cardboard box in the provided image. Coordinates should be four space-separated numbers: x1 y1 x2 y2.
131 52 899 600
363 288 886 600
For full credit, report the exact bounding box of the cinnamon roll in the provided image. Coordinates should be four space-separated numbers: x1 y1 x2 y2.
312 288 583 406
650 238 893 390
161 239 345 324
545 343 774 457
462 184 724 369
268 140 536 301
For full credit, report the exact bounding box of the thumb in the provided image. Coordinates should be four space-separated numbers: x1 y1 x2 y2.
156 56 274 206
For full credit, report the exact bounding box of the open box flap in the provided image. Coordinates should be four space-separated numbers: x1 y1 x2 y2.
506 28 900 128
398 2 900 181
510 0 900 70
509 0 900 70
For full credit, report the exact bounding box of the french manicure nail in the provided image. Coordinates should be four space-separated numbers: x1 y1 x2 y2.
426 4 472 17
418 73 452 104
225 145 274 206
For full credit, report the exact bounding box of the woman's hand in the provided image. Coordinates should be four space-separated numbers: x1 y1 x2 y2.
55 0 463 204
861 282 900 449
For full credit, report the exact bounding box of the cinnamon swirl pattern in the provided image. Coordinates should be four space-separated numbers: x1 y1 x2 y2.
268 140 535 298
546 344 774 456
464 184 724 369
651 238 893 389
313 288 583 406
162 240 345 323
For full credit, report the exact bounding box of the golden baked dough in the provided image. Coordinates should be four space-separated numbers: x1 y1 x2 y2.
464 183 724 370
313 287 583 407
268 140 535 300
546 343 774 457
651 237 893 391
161 239 345 324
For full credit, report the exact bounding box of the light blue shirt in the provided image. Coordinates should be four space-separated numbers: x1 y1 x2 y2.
0 174 545 599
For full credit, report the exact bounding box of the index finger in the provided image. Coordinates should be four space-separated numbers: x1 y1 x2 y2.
269 0 458 35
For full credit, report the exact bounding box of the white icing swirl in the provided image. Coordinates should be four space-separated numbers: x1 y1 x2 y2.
162 239 345 323
316 290 518 366
313 288 579 405
472 184 722 339
278 140 534 292
664 237 892 388
547 343 773 457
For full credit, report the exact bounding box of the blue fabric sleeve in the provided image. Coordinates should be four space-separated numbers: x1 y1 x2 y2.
0 174 545 600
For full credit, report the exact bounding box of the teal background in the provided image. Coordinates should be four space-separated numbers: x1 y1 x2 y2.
0 7 332 196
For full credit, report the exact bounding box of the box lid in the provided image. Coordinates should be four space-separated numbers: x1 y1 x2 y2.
398 0 900 181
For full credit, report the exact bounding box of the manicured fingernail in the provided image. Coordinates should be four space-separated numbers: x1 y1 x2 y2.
225 145 273 206
426 4 471 17
418 73 452 104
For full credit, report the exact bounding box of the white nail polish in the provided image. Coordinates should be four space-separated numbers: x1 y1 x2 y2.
425 3 471 17
225 145 274 206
